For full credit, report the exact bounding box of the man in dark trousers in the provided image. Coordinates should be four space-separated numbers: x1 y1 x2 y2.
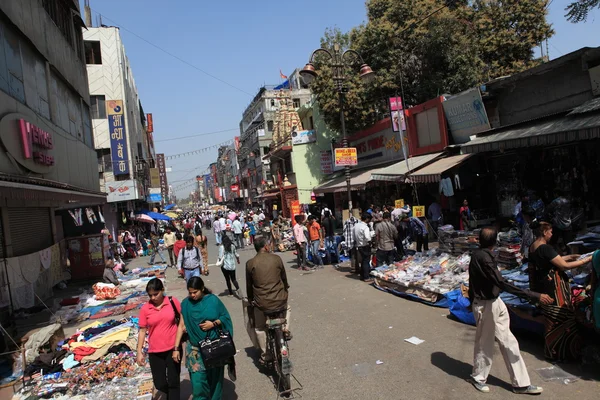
467 226 552 395
353 213 373 283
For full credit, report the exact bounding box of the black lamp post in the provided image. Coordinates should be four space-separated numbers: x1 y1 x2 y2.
300 43 374 213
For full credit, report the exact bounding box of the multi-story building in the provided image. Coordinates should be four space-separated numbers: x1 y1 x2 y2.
0 0 106 248
238 69 311 206
0 1 106 317
83 24 153 232
215 138 241 206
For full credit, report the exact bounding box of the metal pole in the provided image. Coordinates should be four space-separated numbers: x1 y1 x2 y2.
339 90 352 213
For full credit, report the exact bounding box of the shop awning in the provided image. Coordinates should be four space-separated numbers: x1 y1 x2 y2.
461 112 600 154
314 169 374 193
260 192 280 199
370 152 444 182
407 154 474 183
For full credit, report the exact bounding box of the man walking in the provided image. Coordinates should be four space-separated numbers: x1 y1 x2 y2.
343 214 359 273
468 227 551 394
213 216 223 245
177 236 204 282
293 215 309 270
233 216 244 249
307 215 323 268
162 227 176 267
148 232 166 265
354 213 373 283
322 211 339 265
375 211 397 266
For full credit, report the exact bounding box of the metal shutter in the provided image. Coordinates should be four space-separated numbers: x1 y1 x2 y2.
0 209 4 258
7 207 53 256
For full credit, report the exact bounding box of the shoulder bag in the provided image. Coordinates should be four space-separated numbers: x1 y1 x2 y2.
168 296 188 343
199 325 236 368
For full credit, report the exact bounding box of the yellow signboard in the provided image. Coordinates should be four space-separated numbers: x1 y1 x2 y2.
150 168 160 187
395 199 405 208
334 148 358 167
412 205 425 218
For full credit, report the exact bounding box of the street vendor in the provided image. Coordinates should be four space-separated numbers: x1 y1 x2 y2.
103 259 120 286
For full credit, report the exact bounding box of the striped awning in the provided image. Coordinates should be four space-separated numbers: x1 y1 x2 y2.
314 169 374 193
370 153 444 182
461 112 600 154
407 154 473 183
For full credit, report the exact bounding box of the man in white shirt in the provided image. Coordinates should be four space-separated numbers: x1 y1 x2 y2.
353 213 374 282
232 217 244 249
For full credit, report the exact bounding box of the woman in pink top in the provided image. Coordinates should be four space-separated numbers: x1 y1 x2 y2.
137 278 181 399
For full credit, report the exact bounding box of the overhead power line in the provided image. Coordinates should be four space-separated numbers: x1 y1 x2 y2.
89 8 254 97
154 128 240 142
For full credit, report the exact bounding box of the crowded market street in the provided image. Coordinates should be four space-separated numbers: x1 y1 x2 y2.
152 230 598 400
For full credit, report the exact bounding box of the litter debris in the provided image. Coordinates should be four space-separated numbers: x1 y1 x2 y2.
375 360 384 365
535 365 580 384
388 326 393 329
404 336 425 345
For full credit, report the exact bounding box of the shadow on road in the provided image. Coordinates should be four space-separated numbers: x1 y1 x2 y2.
180 376 238 399
430 351 514 392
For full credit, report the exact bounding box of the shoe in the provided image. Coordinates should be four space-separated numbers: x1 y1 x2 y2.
513 385 543 395
283 330 293 341
468 378 490 393
363 279 374 284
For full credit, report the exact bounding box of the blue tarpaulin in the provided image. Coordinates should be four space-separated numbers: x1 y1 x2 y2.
164 204 176 210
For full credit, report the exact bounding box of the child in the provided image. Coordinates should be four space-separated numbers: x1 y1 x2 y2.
247 221 257 245
244 228 250 247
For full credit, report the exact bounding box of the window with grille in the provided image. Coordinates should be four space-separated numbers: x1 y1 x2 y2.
90 95 106 119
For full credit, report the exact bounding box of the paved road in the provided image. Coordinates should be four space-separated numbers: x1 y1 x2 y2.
162 232 599 400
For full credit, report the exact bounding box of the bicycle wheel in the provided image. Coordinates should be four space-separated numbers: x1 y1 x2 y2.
274 329 291 393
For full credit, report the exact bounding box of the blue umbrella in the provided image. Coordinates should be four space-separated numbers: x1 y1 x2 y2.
140 210 172 221
164 204 176 211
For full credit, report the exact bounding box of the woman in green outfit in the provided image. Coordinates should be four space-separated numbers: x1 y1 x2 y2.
173 276 235 399
592 250 600 332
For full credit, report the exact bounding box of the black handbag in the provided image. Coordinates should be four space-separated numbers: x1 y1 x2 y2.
199 326 236 369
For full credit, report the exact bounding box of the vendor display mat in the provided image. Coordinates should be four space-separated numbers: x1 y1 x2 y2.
373 278 449 307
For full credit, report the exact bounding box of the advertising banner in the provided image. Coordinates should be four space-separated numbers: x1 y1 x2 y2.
150 168 160 187
291 130 316 145
157 153 168 203
442 87 490 143
107 100 129 175
147 113 154 133
395 199 405 208
290 200 301 225
412 205 425 218
106 180 140 203
334 148 358 167
320 150 333 175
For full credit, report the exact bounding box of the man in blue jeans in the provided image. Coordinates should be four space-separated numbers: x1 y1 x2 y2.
322 211 339 265
307 215 323 267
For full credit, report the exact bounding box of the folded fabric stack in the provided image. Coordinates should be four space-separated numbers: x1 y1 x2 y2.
498 229 521 247
497 246 522 269
568 230 600 251
438 228 480 256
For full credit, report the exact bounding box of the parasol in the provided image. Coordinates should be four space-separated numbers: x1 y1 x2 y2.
133 214 156 223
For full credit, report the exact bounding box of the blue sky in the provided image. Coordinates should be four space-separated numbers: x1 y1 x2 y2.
81 0 598 198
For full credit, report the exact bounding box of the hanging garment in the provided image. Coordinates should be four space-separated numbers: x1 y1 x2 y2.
98 208 105 223
454 174 462 190
20 253 41 284
39 247 52 270
439 178 455 197
69 209 83 226
86 208 97 224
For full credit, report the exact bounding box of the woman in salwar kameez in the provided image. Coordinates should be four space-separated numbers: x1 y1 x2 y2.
173 276 234 400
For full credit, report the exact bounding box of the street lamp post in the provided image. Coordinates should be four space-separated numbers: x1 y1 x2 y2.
300 43 374 214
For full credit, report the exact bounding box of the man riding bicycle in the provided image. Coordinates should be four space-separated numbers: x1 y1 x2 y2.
245 236 292 362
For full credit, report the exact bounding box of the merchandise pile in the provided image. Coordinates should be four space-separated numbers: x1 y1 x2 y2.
497 246 522 269
437 226 480 256
568 225 600 251
370 250 471 302
12 317 153 399
50 265 166 324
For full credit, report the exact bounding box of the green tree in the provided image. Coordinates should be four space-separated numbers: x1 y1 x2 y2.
565 0 599 22
465 0 554 77
309 0 553 134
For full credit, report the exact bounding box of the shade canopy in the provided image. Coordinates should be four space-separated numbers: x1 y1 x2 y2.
141 210 172 221
314 169 374 193
407 154 473 183
133 214 155 223
164 204 176 210
370 153 444 182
